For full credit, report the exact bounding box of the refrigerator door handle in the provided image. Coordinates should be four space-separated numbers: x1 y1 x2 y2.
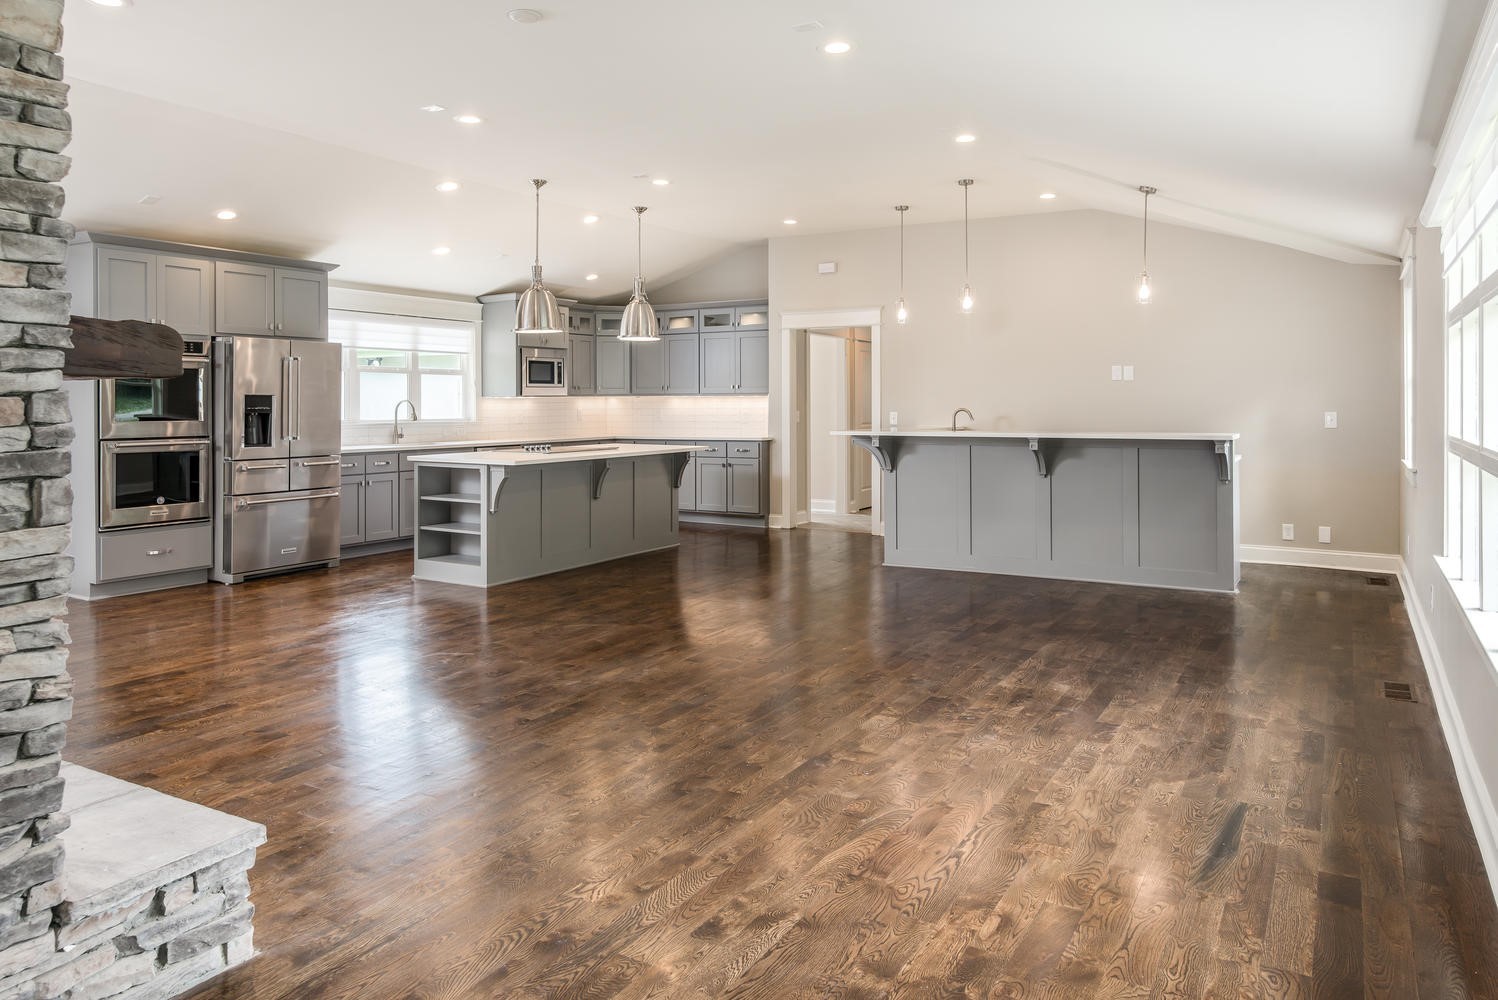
282 354 294 443
294 355 303 442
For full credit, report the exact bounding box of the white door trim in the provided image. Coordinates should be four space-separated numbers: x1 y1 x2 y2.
778 307 883 532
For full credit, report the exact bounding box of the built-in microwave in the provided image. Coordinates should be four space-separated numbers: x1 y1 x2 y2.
519 347 567 396
98 337 211 440
99 438 211 529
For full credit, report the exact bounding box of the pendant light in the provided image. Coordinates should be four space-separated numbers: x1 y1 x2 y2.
515 178 563 334
1137 185 1157 305
617 206 660 342
894 205 910 325
958 179 974 313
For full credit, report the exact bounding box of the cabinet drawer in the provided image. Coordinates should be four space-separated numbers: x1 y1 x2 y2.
365 452 398 473
696 441 727 459
338 455 365 477
98 522 212 582
726 441 761 458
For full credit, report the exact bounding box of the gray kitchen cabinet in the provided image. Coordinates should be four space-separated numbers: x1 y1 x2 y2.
667 335 700 394
636 335 701 394
656 308 699 334
97 248 154 322
215 261 276 335
566 309 595 336
569 334 596 394
734 305 769 330
364 473 399 542
630 338 668 394
339 479 365 547
697 460 728 512
700 332 737 394
727 458 761 514
157 256 214 337
399 471 416 538
595 307 624 339
274 268 329 340
699 306 735 331
737 332 769 393
596 336 631 394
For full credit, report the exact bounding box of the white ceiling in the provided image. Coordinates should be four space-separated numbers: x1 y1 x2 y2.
57 0 1480 298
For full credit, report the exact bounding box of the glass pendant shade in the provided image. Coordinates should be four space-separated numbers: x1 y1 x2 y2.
1137 271 1152 305
1136 185 1157 307
960 284 974 313
515 178 562 334
957 180 974 314
894 205 910 326
896 298 908 325
617 206 660 342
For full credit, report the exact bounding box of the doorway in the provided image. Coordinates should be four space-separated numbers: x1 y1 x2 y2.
804 327 874 532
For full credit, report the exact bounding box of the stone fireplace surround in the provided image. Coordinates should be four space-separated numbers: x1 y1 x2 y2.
0 2 266 997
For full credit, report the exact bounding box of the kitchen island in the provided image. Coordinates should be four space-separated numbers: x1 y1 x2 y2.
409 443 703 587
839 430 1240 593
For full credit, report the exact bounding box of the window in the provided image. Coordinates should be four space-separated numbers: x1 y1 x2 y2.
329 311 476 423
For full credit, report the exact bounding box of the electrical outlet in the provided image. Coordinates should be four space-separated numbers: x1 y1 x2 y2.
1111 365 1123 382
889 410 898 428
1282 523 1295 541
1318 526 1331 544
1324 411 1338 429
1123 365 1135 382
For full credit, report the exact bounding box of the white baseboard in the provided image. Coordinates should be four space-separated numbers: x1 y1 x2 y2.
1240 544 1402 574
1397 559 1498 912
809 500 835 514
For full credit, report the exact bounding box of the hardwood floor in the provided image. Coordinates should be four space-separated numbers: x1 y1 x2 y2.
63 527 1498 998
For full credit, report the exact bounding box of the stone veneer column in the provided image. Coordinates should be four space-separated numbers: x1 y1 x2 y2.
0 0 77 961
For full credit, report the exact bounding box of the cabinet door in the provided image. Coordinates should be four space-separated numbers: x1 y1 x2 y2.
656 308 699 334
275 268 328 340
339 480 364 547
156 256 214 337
666 335 700 394
727 458 761 514
568 334 596 394
596 309 624 338
596 337 631 394
699 307 735 331
736 331 769 394
399 471 416 538
568 310 595 335
97 248 155 322
699 331 737 394
363 473 399 542
630 338 668 394
216 262 275 335
696 460 728 512
677 456 698 511
734 305 769 330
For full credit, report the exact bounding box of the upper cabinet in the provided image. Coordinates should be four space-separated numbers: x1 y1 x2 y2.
93 248 215 337
701 329 767 395
66 232 336 341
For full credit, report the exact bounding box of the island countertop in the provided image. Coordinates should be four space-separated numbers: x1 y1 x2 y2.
835 429 1239 441
412 443 706 468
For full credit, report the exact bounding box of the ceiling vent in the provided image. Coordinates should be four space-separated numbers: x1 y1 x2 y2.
792 20 824 32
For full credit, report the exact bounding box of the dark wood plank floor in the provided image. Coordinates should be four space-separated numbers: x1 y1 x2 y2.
62 526 1498 998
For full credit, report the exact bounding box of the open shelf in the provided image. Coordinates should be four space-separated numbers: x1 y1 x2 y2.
421 522 481 536
420 493 482 504
420 552 480 568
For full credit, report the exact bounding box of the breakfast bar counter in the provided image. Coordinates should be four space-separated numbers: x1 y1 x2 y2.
838 430 1241 592
409 443 703 587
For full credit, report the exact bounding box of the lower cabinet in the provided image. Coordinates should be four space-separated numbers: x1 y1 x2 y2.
690 441 766 516
399 471 416 537
340 472 400 545
727 458 760 514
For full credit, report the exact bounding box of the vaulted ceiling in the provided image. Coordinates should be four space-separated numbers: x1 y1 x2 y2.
57 0 1483 298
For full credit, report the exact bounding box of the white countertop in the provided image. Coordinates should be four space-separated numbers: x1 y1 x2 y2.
411 443 707 467
342 434 772 455
834 429 1240 441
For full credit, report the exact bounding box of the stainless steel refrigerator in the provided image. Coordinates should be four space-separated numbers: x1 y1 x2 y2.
211 336 343 583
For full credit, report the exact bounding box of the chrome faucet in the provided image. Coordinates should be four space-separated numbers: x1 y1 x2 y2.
951 407 974 432
393 399 418 442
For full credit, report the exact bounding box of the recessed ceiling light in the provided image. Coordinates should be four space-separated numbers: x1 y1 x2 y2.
215 209 237 221
453 114 482 125
582 214 599 224
1039 192 1057 200
652 178 670 186
783 218 798 225
955 133 977 144
508 8 543 23
419 104 446 113
432 246 451 256
585 273 599 281
823 40 852 54
435 181 461 193
88 0 131 7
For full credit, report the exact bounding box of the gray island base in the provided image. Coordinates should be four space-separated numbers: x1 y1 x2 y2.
410 444 704 587
839 430 1241 593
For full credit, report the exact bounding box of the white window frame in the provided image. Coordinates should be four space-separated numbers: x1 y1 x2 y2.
330 311 478 426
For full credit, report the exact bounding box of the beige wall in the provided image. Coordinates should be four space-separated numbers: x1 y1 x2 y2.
807 334 841 508
769 209 1401 553
653 242 768 303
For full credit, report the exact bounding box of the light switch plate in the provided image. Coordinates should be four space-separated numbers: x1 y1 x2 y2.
889 411 898 427
1123 365 1135 382
1111 365 1123 382
817 261 838 274
1318 526 1332 544
1324 411 1338 429
1281 523 1294 540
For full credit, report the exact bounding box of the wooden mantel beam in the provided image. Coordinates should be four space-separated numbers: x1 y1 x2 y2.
63 316 184 379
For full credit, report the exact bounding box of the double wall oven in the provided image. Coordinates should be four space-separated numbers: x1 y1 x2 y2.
97 337 212 529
